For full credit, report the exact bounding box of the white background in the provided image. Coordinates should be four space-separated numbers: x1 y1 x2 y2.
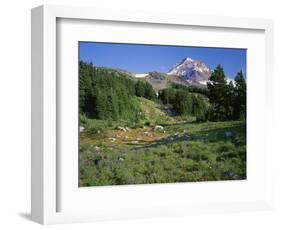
0 0 280 229
58 18 267 215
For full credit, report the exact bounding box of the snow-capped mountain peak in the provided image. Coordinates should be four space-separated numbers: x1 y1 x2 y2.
167 57 212 84
184 57 194 62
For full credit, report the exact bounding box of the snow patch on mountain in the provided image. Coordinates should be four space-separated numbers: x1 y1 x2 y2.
199 80 209 86
134 73 148 78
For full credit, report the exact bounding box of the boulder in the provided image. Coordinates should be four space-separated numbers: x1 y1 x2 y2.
117 126 127 132
154 125 164 131
79 126 85 132
94 146 100 151
108 137 116 142
143 131 150 136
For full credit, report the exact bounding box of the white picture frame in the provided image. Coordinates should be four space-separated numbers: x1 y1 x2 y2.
31 4 274 225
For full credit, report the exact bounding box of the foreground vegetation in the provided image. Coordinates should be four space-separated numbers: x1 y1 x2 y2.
80 120 246 186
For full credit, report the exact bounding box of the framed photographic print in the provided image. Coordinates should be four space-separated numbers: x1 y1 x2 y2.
31 5 274 225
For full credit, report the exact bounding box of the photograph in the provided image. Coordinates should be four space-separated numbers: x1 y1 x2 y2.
79 42 247 187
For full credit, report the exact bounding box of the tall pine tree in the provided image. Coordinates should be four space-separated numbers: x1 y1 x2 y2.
207 65 229 121
233 70 246 120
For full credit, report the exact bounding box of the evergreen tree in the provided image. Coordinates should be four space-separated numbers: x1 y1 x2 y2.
191 94 208 122
207 65 229 121
158 88 176 105
135 81 146 97
173 90 192 116
225 81 236 119
233 70 246 120
144 82 156 100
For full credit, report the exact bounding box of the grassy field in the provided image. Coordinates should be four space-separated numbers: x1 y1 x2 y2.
79 98 246 186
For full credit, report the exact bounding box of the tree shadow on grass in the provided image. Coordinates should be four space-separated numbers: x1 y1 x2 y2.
134 122 246 150
191 123 246 143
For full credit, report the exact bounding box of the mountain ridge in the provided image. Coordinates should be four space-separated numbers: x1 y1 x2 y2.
92 57 235 89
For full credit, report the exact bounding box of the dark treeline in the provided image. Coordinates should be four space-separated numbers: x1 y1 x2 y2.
171 84 209 96
207 65 246 121
159 65 246 122
158 88 209 122
79 61 156 122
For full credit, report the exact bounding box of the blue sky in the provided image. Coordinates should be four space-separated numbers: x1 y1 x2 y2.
79 42 246 79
